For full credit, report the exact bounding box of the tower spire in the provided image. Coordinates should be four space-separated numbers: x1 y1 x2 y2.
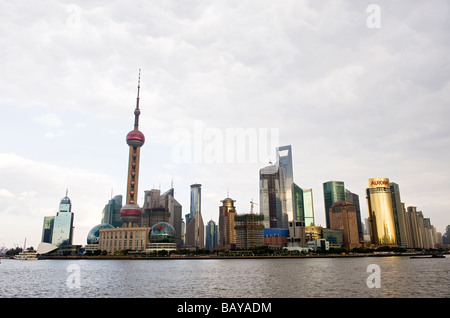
134 68 141 130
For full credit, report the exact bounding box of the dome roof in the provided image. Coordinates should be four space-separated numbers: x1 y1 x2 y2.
150 222 176 243
60 196 71 205
87 224 114 244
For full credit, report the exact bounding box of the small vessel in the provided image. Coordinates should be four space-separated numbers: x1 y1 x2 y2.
410 254 445 259
13 250 38 260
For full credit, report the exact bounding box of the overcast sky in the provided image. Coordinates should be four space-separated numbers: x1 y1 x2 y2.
1 0 449 249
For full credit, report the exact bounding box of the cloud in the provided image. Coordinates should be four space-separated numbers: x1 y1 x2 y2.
33 113 63 128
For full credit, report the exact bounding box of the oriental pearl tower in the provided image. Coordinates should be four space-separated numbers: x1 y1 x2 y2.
120 69 145 227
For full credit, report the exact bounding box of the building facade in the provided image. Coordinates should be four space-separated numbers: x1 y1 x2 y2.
218 197 237 249
185 184 204 249
366 178 397 247
51 193 74 247
234 214 265 249
323 181 345 229
205 220 218 251
101 195 122 228
329 201 360 249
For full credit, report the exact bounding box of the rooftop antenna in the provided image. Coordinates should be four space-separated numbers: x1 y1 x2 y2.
134 68 141 130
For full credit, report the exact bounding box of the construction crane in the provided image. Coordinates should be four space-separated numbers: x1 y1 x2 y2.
250 199 259 214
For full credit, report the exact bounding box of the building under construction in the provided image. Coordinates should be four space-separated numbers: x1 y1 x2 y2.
234 214 265 249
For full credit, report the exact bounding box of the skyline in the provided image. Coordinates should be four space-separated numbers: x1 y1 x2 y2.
1 1 449 249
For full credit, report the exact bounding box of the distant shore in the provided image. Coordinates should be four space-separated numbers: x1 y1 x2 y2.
36 252 448 260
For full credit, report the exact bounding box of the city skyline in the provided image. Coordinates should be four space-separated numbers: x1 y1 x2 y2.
1 1 449 249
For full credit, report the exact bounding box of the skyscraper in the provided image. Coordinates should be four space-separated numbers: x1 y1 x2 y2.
185 184 204 249
345 189 363 241
101 195 122 228
51 191 74 247
366 178 397 246
329 201 360 249
120 70 145 227
41 216 54 244
302 188 315 227
389 183 408 248
205 220 218 251
218 197 237 249
259 145 295 229
323 181 345 229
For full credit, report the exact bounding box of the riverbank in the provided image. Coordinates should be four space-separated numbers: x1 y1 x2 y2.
37 252 448 260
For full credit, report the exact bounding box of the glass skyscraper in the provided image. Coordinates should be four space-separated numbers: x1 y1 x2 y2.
101 195 122 228
302 189 315 227
259 145 295 229
366 178 397 246
323 181 345 228
51 193 74 247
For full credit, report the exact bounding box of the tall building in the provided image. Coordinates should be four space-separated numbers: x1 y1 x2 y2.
205 220 218 251
51 192 75 247
389 183 408 248
329 201 360 249
41 216 54 244
259 145 295 229
120 70 146 228
142 189 170 228
101 195 122 228
366 178 397 247
344 189 363 241
303 188 315 227
164 188 183 249
185 184 204 249
323 181 345 229
218 197 237 249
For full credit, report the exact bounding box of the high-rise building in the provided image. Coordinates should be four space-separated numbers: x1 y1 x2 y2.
344 189 363 241
164 188 183 249
366 178 397 247
259 145 295 229
302 188 315 227
323 181 345 229
329 201 360 249
185 184 204 249
41 216 54 244
51 192 75 247
205 220 218 251
389 183 408 248
218 197 237 249
101 195 122 228
142 189 170 228
120 70 145 228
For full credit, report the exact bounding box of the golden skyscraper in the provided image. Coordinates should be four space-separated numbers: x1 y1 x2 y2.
366 178 397 246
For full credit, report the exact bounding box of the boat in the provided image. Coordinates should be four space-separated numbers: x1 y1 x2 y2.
13 250 39 260
410 254 445 259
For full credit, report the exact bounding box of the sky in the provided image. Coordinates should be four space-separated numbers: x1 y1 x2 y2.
0 0 449 249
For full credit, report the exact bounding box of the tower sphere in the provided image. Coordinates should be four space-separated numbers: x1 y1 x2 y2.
120 203 142 225
126 130 145 148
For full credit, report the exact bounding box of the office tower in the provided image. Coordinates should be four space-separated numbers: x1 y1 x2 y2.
259 145 295 229
323 181 345 229
303 189 315 227
345 189 363 241
389 183 408 248
142 189 170 228
205 220 218 251
234 214 265 249
51 192 74 247
120 70 145 227
293 184 304 222
329 201 360 249
218 197 237 249
41 216 54 244
101 195 122 228
366 178 397 246
164 188 183 248
185 184 204 249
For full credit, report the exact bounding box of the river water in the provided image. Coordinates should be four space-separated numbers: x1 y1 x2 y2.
0 256 448 298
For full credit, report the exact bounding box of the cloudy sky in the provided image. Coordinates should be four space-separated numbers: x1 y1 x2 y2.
1 0 449 249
